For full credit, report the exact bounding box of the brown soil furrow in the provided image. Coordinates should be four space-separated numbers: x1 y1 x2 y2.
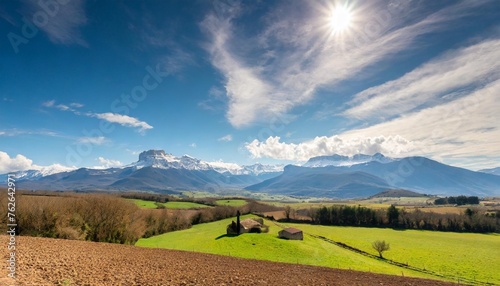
1 235 456 286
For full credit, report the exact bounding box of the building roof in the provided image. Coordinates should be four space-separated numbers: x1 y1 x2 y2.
240 218 262 229
281 227 302 234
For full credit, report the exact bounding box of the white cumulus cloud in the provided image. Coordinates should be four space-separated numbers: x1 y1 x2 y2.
245 135 415 162
0 151 34 173
93 157 123 169
0 151 75 174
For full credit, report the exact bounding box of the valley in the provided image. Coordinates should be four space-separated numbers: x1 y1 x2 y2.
1 187 499 285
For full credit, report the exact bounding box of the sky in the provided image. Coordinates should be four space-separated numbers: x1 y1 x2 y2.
0 0 499 174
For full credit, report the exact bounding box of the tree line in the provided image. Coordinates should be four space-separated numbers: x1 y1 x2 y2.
0 191 277 244
303 204 499 233
434 196 479 205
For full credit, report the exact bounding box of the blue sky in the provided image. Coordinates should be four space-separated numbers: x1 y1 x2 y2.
0 0 499 174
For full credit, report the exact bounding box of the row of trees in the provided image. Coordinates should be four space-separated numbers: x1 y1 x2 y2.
0 190 284 244
434 196 479 205
307 205 499 233
0 191 261 244
121 193 171 203
0 194 147 244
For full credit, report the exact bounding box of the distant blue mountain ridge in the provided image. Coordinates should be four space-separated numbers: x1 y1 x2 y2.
247 155 500 198
1 151 499 198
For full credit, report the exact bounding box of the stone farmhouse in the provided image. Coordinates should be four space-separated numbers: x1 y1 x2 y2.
226 212 269 235
278 227 303 240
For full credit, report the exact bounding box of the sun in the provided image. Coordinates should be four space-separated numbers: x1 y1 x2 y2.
329 5 352 33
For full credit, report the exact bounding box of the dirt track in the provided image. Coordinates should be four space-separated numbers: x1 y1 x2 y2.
0 235 455 285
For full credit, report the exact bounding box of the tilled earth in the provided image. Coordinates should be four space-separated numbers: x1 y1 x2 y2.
0 235 455 285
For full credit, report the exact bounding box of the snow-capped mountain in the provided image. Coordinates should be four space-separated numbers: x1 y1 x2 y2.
209 161 284 176
479 167 500 176
240 163 285 175
0 164 76 183
128 150 283 175
129 150 213 171
302 153 395 168
0 150 283 186
3 149 500 198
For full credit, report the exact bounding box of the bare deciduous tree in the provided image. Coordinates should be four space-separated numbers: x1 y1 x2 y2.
284 205 292 221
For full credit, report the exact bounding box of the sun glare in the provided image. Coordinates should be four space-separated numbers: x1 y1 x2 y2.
330 6 352 33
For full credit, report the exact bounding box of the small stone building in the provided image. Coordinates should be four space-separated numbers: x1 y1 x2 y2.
278 227 303 240
226 212 268 235
227 218 267 235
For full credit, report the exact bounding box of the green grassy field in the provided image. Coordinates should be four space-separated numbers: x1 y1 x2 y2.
136 215 457 282
267 197 433 210
162 201 210 209
215 199 248 207
126 199 210 209
283 223 500 285
127 199 158 209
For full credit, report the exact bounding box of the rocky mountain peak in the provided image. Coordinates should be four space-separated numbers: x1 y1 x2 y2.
138 150 167 161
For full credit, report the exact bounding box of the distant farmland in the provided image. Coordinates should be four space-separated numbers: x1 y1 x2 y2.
215 199 248 207
127 198 210 209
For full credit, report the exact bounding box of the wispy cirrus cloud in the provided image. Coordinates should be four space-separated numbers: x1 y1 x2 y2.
0 128 58 137
42 100 55 107
25 0 88 46
201 11 276 127
249 78 500 168
70 102 84 108
92 113 153 134
343 38 500 120
202 0 493 128
131 12 196 76
42 100 84 113
247 50 500 169
340 79 500 163
77 136 108 145
218 134 233 142
42 100 153 134
198 86 226 111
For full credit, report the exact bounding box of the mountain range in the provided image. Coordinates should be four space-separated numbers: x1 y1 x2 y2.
2 150 499 198
2 150 282 193
246 155 500 198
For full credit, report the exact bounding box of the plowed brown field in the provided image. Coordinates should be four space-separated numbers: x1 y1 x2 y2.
0 235 454 285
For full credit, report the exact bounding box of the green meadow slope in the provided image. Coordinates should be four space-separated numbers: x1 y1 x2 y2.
284 223 500 285
136 215 464 282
